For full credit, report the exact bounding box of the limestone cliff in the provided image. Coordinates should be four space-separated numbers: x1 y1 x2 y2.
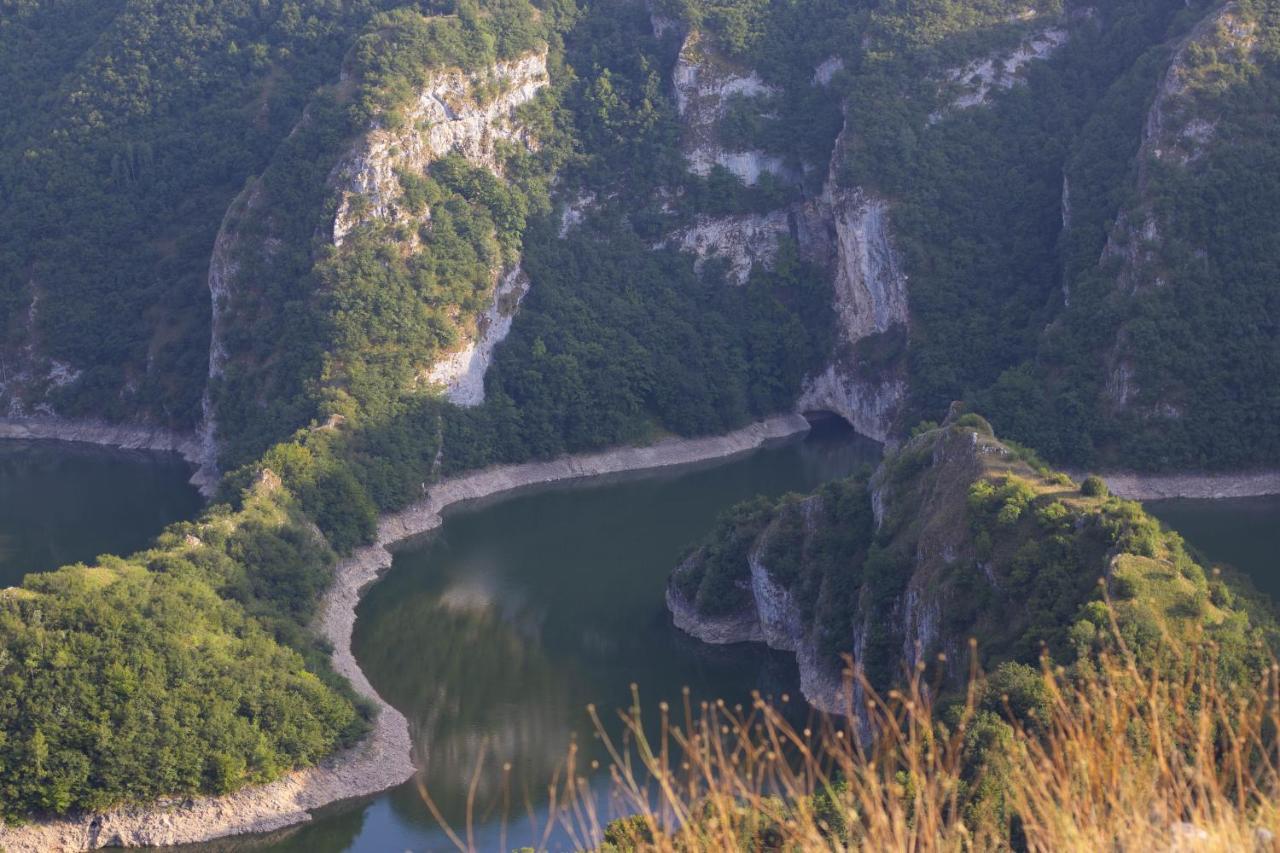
663 35 910 440
204 47 550 463
930 20 1070 123
664 211 792 285
330 51 549 244
671 30 795 186
329 50 548 407
794 184 909 442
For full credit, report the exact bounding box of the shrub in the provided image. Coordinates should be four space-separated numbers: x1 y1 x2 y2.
1081 475 1110 498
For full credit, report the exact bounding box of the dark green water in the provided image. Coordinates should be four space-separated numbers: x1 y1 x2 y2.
0 440 201 587
1147 496 1280 601
239 421 881 852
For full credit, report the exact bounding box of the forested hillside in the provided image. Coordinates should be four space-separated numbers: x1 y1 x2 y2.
1 0 1278 829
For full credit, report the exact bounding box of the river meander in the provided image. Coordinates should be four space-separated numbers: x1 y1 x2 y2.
244 449 1280 853
9 433 1276 852
238 420 881 852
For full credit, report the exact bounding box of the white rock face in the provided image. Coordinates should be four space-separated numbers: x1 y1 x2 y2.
667 493 850 715
424 266 531 406
794 186 910 441
196 180 265 488
332 51 549 244
813 56 844 86
665 210 792 284
328 49 548 405
931 26 1068 122
672 32 793 185
557 191 599 238
797 367 905 443
824 190 908 341
748 528 805 652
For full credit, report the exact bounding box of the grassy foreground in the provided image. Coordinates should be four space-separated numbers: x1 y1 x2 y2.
424 616 1280 851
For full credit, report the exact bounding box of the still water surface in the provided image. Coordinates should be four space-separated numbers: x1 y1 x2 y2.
246 458 1280 852
1147 495 1280 600
245 421 881 852
0 440 200 587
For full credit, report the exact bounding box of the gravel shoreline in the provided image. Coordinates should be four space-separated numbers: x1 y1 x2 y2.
1096 469 1280 501
0 417 217 494
0 413 812 852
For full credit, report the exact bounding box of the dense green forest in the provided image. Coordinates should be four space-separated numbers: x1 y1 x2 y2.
0 473 364 820
2 0 1279 825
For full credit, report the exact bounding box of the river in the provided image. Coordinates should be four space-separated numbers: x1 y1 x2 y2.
6 432 1276 852
0 440 200 588
217 419 881 852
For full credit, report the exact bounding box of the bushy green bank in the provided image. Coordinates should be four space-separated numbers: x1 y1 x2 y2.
0 474 363 821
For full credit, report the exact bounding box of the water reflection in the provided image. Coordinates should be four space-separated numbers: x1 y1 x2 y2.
349 421 880 846
1146 495 1280 600
196 421 879 851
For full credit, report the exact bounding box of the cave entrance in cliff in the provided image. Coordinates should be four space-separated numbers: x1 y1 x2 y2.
800 409 858 440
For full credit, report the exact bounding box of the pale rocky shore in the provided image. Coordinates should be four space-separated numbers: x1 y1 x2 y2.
0 416 217 495
1098 469 1280 501
0 413 811 852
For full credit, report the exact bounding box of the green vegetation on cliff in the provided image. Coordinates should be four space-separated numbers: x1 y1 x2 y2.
673 413 1276 691
4 0 1280 828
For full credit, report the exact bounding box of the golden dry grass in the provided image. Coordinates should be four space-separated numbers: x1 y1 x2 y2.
420 622 1280 852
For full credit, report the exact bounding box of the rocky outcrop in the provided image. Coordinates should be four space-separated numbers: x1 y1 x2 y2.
667 489 851 714
672 31 794 186
931 26 1068 122
195 179 267 489
796 366 904 444
667 578 763 644
664 210 792 284
1102 2 1258 283
667 418 1047 714
1140 4 1257 169
819 191 908 342
331 51 549 244
326 49 548 406
813 56 844 87
424 266 530 405
1098 3 1259 414
795 185 909 442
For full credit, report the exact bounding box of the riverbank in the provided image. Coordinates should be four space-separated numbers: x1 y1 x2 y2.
0 413 812 852
1097 469 1280 501
0 416 216 495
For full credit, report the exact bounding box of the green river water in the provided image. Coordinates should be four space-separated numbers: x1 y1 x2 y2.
5 432 1276 852
0 440 200 588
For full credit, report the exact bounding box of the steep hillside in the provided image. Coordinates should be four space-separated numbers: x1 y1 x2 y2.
3 0 1280 835
0 1 417 427
670 411 1277 711
1027 0 1280 470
